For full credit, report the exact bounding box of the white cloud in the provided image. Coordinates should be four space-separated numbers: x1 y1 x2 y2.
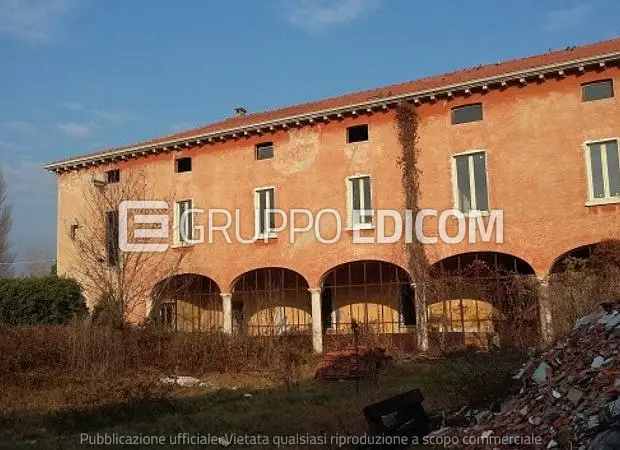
1 159 57 265
2 158 54 201
61 102 133 125
0 140 29 152
56 122 96 140
0 0 81 43
92 109 133 125
544 5 592 32
283 0 379 31
60 101 85 111
3 120 37 135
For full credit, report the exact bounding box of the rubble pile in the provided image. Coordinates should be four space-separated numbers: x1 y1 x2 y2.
315 347 391 380
432 302 620 449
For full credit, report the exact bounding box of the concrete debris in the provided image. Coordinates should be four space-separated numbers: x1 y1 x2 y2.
568 388 585 405
315 347 391 380
588 429 620 450
591 356 605 370
437 302 620 449
159 375 217 389
532 361 553 384
529 416 542 426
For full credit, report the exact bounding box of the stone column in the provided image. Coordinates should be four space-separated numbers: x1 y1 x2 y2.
309 288 323 353
145 297 153 320
538 276 553 345
220 292 233 334
413 282 429 352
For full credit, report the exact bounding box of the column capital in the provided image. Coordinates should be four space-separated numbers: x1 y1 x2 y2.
308 288 322 295
220 292 232 299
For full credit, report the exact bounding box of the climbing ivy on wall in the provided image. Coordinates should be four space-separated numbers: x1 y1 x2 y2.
396 102 429 284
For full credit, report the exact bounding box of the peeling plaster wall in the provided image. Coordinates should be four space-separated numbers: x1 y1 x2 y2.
55 67 620 317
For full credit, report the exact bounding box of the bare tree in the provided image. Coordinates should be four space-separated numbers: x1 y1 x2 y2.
69 169 186 328
0 168 14 278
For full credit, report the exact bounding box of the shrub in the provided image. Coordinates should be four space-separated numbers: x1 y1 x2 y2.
0 276 86 326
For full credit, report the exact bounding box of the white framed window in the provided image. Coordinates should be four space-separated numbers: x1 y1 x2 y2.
254 187 276 236
174 199 194 245
452 151 489 214
584 139 620 204
347 175 373 228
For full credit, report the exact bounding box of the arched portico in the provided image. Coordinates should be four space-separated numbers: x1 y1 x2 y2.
318 260 415 339
547 240 620 336
427 252 539 349
229 267 311 336
151 273 222 331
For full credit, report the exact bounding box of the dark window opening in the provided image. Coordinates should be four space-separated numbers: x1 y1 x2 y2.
106 169 120 183
70 223 79 240
582 80 614 102
399 284 416 326
347 124 369 143
176 157 192 173
321 287 333 329
256 142 274 160
452 103 483 125
105 210 119 267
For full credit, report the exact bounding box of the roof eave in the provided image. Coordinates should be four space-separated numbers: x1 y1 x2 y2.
44 50 620 173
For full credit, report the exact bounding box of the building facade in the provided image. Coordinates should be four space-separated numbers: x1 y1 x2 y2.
45 39 620 352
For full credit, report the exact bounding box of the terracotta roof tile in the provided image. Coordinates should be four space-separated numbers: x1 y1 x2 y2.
46 38 620 168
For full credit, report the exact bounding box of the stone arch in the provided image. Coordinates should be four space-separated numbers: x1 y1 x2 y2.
230 267 311 336
427 252 539 348
547 240 620 335
319 260 414 334
151 273 222 331
429 251 535 277
550 242 604 274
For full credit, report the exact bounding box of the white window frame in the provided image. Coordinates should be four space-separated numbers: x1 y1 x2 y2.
254 186 277 238
451 149 490 216
584 138 620 206
173 199 194 246
346 174 374 230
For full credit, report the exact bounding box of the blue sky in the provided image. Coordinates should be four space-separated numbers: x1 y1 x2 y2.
0 0 618 268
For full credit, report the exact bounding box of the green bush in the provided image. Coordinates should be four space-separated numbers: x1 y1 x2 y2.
0 276 86 325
